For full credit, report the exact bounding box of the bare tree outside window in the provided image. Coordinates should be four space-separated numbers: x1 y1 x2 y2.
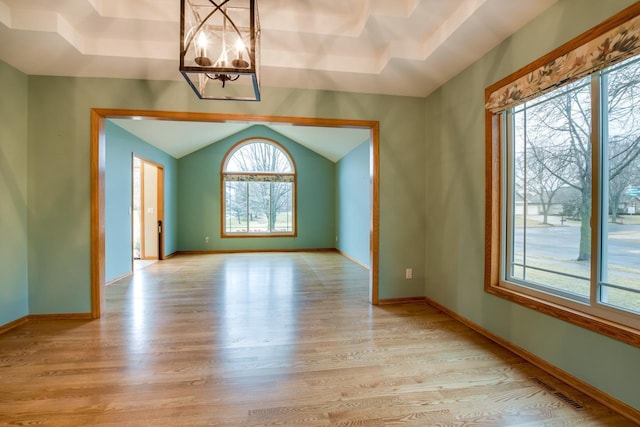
515 79 593 262
509 56 640 312
226 141 293 174
515 148 565 225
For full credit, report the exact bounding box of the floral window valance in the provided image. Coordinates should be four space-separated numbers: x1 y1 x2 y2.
223 173 294 183
486 11 640 113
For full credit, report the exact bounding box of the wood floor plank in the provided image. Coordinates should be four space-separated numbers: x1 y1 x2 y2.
0 252 636 426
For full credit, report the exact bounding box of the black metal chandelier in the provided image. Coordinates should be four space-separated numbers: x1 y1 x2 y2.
180 0 260 101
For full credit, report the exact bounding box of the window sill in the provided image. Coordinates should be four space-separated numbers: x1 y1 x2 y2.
485 282 640 348
222 233 296 238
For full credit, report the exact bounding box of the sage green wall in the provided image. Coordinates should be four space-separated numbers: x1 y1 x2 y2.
0 61 29 325
424 0 640 410
178 125 335 251
336 141 371 267
25 76 425 314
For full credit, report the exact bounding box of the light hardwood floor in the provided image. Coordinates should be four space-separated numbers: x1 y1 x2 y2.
0 252 635 426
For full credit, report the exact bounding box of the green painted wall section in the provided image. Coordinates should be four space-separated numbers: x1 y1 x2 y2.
105 121 178 282
178 125 335 250
336 141 371 267
0 61 29 324
424 0 640 410
24 76 425 315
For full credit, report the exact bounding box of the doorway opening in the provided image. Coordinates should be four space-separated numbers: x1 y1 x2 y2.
91 109 379 318
132 155 165 271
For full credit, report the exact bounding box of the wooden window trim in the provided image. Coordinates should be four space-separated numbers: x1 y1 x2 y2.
484 4 640 348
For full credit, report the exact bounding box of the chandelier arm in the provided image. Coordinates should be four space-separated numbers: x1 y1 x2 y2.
205 73 240 81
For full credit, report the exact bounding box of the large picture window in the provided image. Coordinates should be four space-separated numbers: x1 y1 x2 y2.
486 5 640 346
222 139 296 236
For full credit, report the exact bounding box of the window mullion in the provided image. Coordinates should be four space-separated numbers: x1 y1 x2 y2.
269 182 273 232
522 106 528 282
245 181 250 233
591 73 603 308
503 111 514 281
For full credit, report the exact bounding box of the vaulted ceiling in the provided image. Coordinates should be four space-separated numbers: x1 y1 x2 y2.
0 0 558 159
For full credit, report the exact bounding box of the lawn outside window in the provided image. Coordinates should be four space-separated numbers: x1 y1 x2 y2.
221 138 296 237
485 4 640 347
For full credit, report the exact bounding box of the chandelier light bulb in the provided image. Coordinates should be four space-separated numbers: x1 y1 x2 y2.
232 38 249 68
195 31 212 66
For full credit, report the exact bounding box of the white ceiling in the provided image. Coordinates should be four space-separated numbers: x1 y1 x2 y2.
0 0 557 159
110 119 371 160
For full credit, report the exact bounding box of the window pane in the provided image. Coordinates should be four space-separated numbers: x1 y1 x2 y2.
248 182 270 232
508 78 592 299
225 181 294 234
271 182 293 232
225 141 293 173
225 181 248 233
600 57 640 314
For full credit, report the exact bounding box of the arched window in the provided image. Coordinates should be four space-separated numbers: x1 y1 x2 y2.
222 139 296 236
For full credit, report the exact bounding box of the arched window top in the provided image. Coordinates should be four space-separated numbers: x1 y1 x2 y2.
224 139 294 174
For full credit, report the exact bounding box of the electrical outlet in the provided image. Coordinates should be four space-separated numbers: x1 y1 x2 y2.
405 268 413 279
204 236 209 243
